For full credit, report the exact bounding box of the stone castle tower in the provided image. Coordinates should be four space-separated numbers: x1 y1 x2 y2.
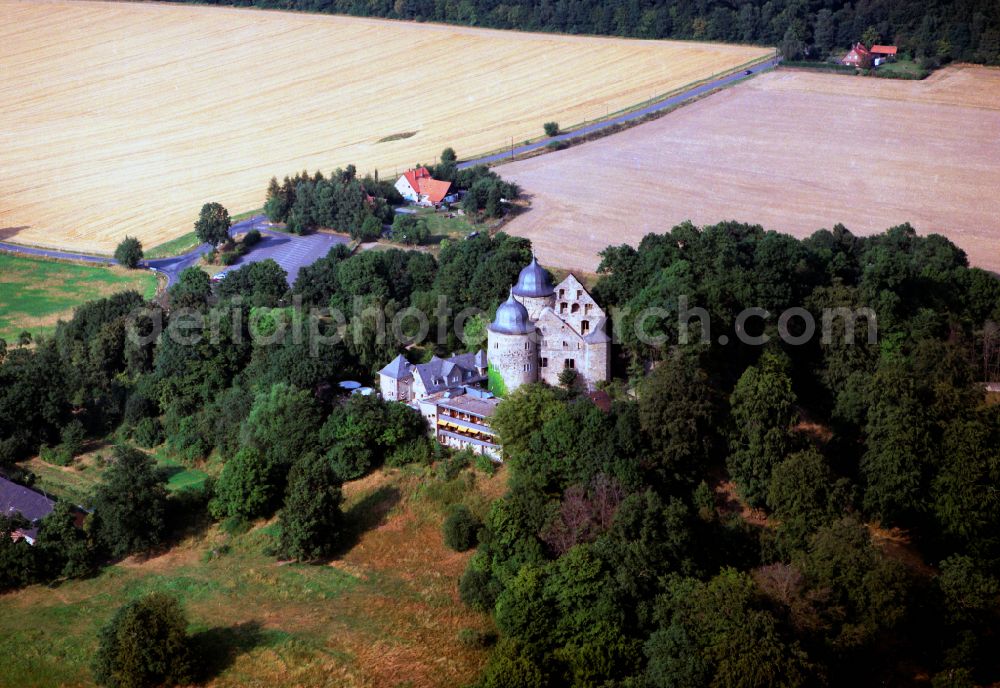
486 256 610 395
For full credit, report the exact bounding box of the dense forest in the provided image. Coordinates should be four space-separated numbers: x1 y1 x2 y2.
460 222 1000 686
1 220 999 685
173 0 1000 65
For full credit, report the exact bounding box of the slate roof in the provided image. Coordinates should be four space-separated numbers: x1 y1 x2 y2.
490 290 534 335
512 255 555 297
0 476 55 526
379 353 412 380
414 351 487 394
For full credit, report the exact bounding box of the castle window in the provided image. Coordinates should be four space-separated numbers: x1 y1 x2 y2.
560 302 568 313
562 341 568 348
576 290 583 299
541 357 548 368
559 288 565 298
584 304 592 315
523 363 531 372
571 303 580 314
564 358 575 369
581 320 590 334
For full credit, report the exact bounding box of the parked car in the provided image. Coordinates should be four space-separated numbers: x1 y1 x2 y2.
745 69 753 75
211 270 229 282
465 231 479 240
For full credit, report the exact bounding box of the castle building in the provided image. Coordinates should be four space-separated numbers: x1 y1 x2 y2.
376 256 610 458
487 256 610 394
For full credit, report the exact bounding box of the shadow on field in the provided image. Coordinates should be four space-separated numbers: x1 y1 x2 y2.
0 226 30 241
328 485 402 559
193 620 268 680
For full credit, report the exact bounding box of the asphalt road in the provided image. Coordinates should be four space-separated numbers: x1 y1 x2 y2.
0 216 348 287
459 56 780 169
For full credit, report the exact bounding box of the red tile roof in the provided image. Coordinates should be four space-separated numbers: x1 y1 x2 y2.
402 167 432 195
870 45 898 55
418 178 452 204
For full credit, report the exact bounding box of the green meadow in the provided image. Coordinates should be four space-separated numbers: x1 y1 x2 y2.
0 254 158 343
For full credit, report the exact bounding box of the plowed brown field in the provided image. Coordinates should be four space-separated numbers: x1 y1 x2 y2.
501 65 1000 273
0 0 768 254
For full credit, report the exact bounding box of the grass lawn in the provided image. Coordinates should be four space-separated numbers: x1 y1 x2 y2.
20 443 215 507
415 207 476 240
138 209 265 259
0 254 158 343
0 467 501 688
876 58 929 79
153 449 212 492
144 231 202 259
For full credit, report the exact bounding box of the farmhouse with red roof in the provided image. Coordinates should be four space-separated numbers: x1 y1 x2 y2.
395 167 453 205
842 42 872 67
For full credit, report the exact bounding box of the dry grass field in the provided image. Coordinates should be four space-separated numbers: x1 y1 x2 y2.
501 65 1000 274
0 466 506 688
0 0 769 255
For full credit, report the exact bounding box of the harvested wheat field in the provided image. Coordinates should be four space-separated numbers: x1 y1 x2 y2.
501 65 1000 274
0 0 769 255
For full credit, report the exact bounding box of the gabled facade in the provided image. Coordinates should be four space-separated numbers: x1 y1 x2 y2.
395 167 453 205
487 256 611 394
842 43 872 68
379 350 487 403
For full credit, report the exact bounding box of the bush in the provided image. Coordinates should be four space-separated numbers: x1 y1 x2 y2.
92 593 197 688
133 417 164 449
243 228 262 246
474 452 497 476
443 504 481 552
543 121 560 136
459 563 500 612
457 628 497 648
113 236 144 269
436 450 472 481
391 214 430 245
219 251 239 266
386 437 434 468
40 444 73 467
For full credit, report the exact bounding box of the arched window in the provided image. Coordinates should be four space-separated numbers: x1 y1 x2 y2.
571 303 580 314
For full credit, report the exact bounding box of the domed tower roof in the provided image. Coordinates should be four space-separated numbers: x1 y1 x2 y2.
512 255 554 298
489 289 534 335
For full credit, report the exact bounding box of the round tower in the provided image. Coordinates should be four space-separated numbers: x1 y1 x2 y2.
511 255 555 320
487 290 538 395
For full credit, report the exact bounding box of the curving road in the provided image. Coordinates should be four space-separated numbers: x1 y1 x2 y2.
0 58 776 276
459 56 780 168
0 216 349 287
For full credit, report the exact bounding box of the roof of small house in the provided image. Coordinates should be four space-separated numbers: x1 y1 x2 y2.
870 45 898 55
0 476 55 526
418 178 452 204
401 167 432 191
411 351 487 394
379 353 412 380
437 394 501 419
